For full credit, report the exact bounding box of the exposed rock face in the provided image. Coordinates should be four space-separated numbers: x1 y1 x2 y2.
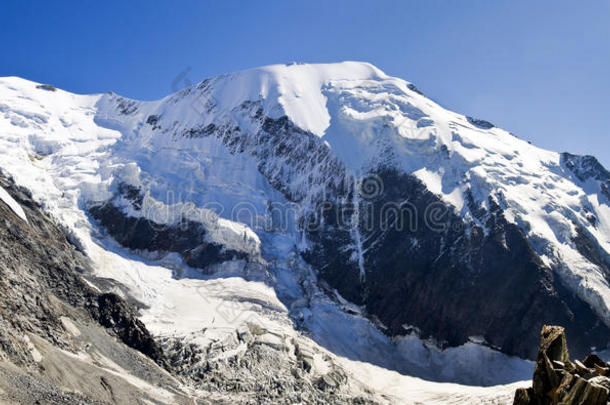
514 325 610 405
88 183 252 273
92 293 166 364
466 116 495 129
334 169 609 359
562 152 610 202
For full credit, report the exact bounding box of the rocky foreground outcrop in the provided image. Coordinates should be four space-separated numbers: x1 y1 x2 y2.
514 325 610 404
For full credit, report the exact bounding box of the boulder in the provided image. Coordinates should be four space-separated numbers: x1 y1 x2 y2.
513 387 534 405
532 326 570 401
584 354 607 369
514 325 610 405
539 325 570 363
559 376 608 404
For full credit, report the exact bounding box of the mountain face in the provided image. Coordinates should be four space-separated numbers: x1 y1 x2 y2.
0 62 608 402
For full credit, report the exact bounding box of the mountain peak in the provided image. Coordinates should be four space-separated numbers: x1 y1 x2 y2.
222 61 388 82
176 61 413 137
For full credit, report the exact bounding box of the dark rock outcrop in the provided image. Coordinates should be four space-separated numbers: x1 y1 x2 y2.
90 293 166 364
35 83 57 92
466 116 495 129
562 152 610 202
88 184 249 272
407 83 425 96
514 325 610 405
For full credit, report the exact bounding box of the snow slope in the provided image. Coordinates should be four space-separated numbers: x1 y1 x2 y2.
0 185 27 222
1 62 607 401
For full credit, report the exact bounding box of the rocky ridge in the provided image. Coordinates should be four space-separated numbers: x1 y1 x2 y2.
514 325 610 405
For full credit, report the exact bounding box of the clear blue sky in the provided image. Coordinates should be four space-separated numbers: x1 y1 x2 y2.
2 0 609 166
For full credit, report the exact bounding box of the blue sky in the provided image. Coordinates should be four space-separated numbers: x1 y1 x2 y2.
2 0 609 165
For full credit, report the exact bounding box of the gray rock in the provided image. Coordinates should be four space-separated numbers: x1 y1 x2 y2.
514 325 610 405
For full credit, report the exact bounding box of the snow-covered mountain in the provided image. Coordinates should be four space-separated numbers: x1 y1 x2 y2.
0 61 608 403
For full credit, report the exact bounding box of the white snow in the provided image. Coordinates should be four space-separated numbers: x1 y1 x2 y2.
192 61 387 137
0 185 27 222
338 357 528 404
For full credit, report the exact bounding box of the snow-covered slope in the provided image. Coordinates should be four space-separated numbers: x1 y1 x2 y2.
0 62 608 402
0 185 27 222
